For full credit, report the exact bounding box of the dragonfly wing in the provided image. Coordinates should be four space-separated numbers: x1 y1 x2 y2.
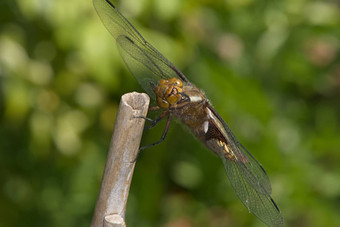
93 0 189 93
209 106 273 195
228 138 272 195
207 106 283 226
116 35 161 98
221 146 283 227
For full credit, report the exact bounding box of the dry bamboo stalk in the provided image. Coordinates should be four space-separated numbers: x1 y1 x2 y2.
91 92 150 227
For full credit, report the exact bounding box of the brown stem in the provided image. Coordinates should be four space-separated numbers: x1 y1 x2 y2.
91 92 150 227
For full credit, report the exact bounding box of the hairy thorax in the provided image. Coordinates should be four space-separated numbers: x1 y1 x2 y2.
171 85 209 141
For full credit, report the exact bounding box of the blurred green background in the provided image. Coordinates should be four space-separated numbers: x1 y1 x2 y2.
1 0 340 226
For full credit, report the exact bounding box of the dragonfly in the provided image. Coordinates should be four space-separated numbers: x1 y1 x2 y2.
93 0 284 226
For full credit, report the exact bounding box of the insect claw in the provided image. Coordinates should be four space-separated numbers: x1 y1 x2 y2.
130 149 141 163
133 115 154 122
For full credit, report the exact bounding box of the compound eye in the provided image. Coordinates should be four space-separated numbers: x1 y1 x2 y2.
168 78 183 87
158 79 167 85
157 97 169 109
167 93 181 105
176 79 183 87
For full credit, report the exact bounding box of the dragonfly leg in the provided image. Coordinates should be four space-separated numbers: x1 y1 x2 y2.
131 113 171 162
135 116 156 123
146 110 168 130
135 109 168 130
133 105 160 122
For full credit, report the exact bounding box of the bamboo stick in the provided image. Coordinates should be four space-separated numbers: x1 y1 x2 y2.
91 92 150 227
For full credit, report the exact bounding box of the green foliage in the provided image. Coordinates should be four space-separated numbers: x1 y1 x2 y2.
1 0 340 226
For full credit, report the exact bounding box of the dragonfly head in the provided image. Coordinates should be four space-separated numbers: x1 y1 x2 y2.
154 77 183 109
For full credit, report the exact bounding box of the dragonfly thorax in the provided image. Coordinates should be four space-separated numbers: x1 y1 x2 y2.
154 78 184 109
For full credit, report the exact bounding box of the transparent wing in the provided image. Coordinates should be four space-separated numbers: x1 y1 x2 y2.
226 132 272 196
209 107 284 227
222 146 283 227
93 0 189 96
